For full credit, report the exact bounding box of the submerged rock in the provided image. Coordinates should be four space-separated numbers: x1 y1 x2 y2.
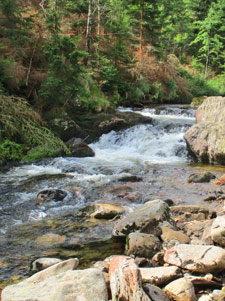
112 200 174 238
187 172 216 183
79 203 126 219
37 189 67 203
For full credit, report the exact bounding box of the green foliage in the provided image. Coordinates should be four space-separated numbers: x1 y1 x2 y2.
24 145 63 161
186 73 217 97
0 94 68 162
0 139 23 163
39 33 88 107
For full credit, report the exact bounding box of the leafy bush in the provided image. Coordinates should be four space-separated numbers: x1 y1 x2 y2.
187 74 217 97
0 139 23 162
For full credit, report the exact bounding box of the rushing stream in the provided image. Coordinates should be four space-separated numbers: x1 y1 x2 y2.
0 105 224 285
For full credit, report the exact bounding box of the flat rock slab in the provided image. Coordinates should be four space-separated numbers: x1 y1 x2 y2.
140 266 182 286
164 244 225 273
2 265 107 301
108 256 150 301
112 200 173 238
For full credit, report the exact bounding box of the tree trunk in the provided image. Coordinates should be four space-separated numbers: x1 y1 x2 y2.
140 0 144 63
97 0 101 52
85 0 93 65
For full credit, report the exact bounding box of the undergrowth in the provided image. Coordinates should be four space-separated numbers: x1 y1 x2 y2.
0 94 68 164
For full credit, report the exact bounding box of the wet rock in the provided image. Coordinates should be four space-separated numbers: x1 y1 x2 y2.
164 244 225 273
48 115 85 142
164 277 197 301
163 199 174 207
112 200 174 238
35 233 66 247
37 189 67 203
187 172 216 183
2 262 107 301
185 96 225 164
211 215 225 247
109 185 133 195
126 232 161 258
108 256 150 301
161 226 190 244
31 258 63 273
66 137 95 157
142 283 170 301
98 117 127 134
97 112 153 135
79 203 125 219
140 266 182 286
118 175 143 182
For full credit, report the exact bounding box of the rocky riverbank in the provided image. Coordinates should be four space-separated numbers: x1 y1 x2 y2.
1 98 225 300
2 198 225 300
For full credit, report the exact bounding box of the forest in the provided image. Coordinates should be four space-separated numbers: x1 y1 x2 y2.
0 0 225 163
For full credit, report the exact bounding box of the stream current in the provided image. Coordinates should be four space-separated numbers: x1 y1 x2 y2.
0 105 224 283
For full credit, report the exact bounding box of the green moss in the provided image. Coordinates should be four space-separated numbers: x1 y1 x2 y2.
23 145 65 161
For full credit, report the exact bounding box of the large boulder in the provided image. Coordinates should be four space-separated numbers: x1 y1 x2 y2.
112 200 174 238
66 137 95 157
184 97 225 164
2 259 108 301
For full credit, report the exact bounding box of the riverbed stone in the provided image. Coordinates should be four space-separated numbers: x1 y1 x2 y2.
171 205 215 220
164 277 197 301
164 244 225 273
80 203 125 219
211 215 225 247
108 256 150 301
35 233 66 247
31 258 63 273
161 226 190 243
126 232 161 258
37 189 67 203
2 265 107 301
140 266 182 286
142 283 170 301
112 200 174 238
187 172 216 183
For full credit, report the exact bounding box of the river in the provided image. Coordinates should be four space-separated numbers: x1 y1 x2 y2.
0 105 224 285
